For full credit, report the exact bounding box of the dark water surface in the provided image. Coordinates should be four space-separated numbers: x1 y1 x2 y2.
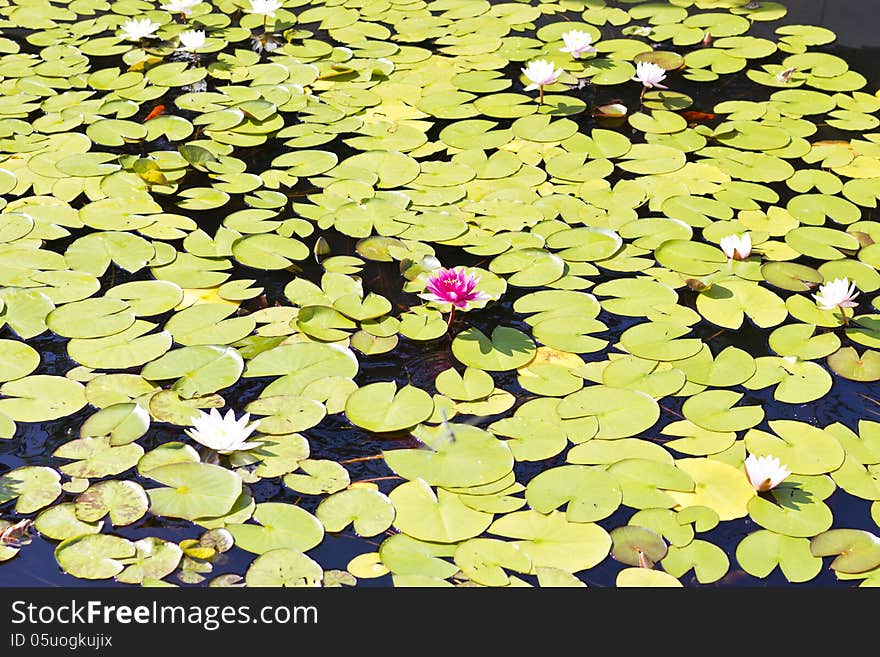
1 0 880 588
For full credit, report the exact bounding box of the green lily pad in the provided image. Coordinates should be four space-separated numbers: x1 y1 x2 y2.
567 438 673 468
735 530 823 583
245 395 326 434
768 323 841 359
46 297 135 339
744 420 845 475
140 345 244 399
665 457 755 521
244 341 359 391
609 525 668 567
453 538 533 587
345 382 433 433
384 423 513 489
661 539 730 584
55 534 136 581
627 508 694 548
809 529 880 574
682 390 765 432
619 322 704 361
389 479 494 544
377 533 458 579
0 339 40 382
245 548 323 587
607 459 695 509
315 488 395 537
67 320 173 370
236 433 310 479
616 568 683 587
80 402 150 446
660 420 737 457
163 303 256 346
116 537 183 585
74 480 149 527
488 416 569 462
747 488 833 538
488 510 611 574
743 356 833 404
0 375 86 422
146 462 242 521
0 466 61 514
600 356 686 399
137 442 201 476
525 465 622 522
827 347 880 381
697 279 788 329
227 502 324 555
451 326 536 371
674 345 756 387
435 367 495 401
557 385 659 440
53 436 144 479
282 459 350 495
34 503 103 541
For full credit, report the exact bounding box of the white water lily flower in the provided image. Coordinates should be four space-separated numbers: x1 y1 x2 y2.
719 233 751 261
521 59 563 91
161 0 201 14
632 61 668 89
120 17 161 41
185 408 262 454
177 29 206 52
559 30 596 58
245 0 283 16
744 454 791 493
813 277 859 311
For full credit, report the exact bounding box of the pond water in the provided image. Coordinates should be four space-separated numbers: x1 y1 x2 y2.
1 0 880 588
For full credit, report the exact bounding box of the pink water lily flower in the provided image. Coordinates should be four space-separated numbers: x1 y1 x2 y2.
559 30 596 59
813 276 859 326
632 61 668 98
420 267 491 311
813 277 859 311
521 59 563 105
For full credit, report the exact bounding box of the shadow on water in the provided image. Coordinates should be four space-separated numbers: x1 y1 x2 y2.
1 0 880 587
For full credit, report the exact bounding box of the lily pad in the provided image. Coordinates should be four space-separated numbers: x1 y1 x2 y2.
389 479 494 544
453 538 532 587
0 466 61 513
316 488 395 537
809 529 880 574
345 382 434 433
74 480 149 527
487 510 612 574
384 423 514 489
245 549 323 587
227 502 324 555
146 462 242 521
525 465 622 522
451 326 536 371
735 530 823 583
55 534 135 581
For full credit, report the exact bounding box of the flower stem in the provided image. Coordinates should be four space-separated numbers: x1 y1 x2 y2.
539 85 544 106
838 306 849 327
446 307 456 329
